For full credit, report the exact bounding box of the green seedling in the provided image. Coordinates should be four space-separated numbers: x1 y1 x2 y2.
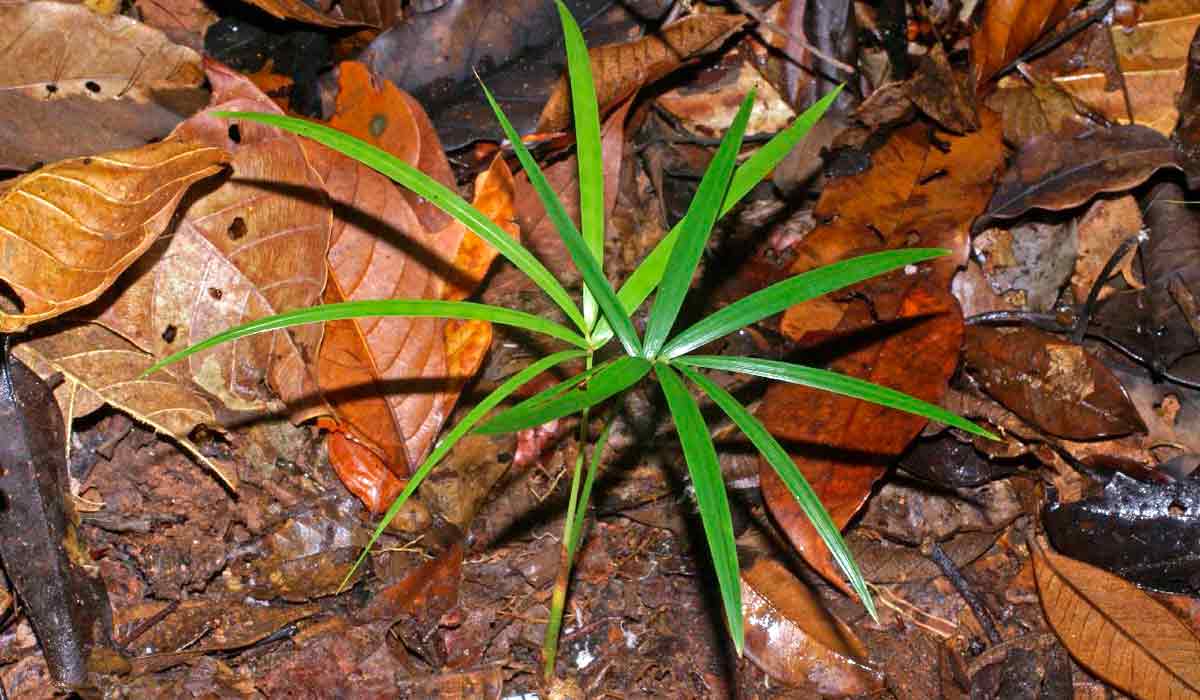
147 0 995 677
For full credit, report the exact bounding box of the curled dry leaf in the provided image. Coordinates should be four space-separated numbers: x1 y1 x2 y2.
0 1 209 170
14 323 235 489
976 125 1181 230
0 140 227 332
98 62 331 415
537 13 746 132
741 556 882 695
964 326 1146 439
971 0 1075 86
1031 536 1200 700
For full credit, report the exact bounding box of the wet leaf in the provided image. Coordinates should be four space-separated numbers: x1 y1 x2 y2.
325 425 404 514
116 599 318 657
963 325 1146 440
760 283 963 593
13 323 235 488
848 530 999 584
971 0 1075 86
0 1 209 170
1032 536 1200 700
977 125 1181 230
741 555 882 695
0 140 227 332
97 62 331 415
537 13 745 132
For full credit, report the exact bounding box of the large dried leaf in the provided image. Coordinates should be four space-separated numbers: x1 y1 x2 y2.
98 62 331 415
0 1 209 170
760 283 963 593
971 0 1075 86
741 556 882 695
1032 536 1200 700
0 140 227 332
537 13 745 132
13 323 235 488
977 125 1181 229
963 325 1146 440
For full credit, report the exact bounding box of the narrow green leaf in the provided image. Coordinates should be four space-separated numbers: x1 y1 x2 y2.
477 356 651 434
675 355 999 440
654 364 743 654
145 299 589 377
567 417 614 559
642 93 755 357
599 86 843 342
476 84 642 356
662 248 947 358
342 349 587 590
212 110 586 334
556 0 605 328
677 365 876 619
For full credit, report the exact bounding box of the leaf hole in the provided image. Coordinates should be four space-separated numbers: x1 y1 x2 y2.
368 115 387 138
1170 500 1187 517
227 216 247 240
162 325 178 344
45 83 57 95
228 124 241 144
85 81 101 93
208 287 223 300
82 158 92 166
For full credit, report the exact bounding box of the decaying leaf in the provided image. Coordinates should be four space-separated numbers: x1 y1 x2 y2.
537 13 746 132
0 140 227 332
1032 536 1200 700
116 598 318 658
0 1 209 170
237 0 373 27
971 0 1075 86
741 555 882 695
964 325 1146 440
977 125 1180 229
98 62 331 416
13 323 235 488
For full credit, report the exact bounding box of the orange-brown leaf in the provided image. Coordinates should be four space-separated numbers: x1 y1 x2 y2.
971 0 1076 86
1032 537 1200 700
0 140 226 332
326 428 404 514
238 0 372 27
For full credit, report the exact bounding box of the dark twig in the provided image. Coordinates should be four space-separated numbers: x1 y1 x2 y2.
118 600 179 653
1071 229 1147 344
993 0 1117 80
728 0 856 75
924 540 1002 645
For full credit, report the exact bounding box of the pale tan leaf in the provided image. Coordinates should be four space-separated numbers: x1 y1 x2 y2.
14 323 235 488
0 140 227 332
1032 537 1200 700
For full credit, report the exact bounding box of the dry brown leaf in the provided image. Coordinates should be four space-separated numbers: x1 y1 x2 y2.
537 13 746 132
238 0 373 27
1032 536 1200 700
13 323 235 488
98 62 331 415
741 556 882 695
1071 195 1144 301
971 0 1075 86
133 0 219 51
0 1 209 170
0 140 227 332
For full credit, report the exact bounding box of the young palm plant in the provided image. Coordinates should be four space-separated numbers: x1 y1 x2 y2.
149 0 994 674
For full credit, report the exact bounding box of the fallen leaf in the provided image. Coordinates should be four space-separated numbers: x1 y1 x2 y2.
973 218 1076 312
237 0 373 27
0 140 227 332
1070 195 1144 302
847 530 998 584
537 13 746 132
971 0 1075 86
760 282 963 593
134 0 219 51
97 61 331 415
13 323 235 489
654 52 797 139
1175 15 1200 185
0 1 209 170
976 125 1180 230
741 555 882 695
1031 536 1200 700
907 43 978 134
963 326 1146 439
116 599 318 657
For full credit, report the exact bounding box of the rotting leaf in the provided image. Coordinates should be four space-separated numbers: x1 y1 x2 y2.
0 140 227 332
741 555 882 695
536 13 746 132
1031 535 1200 700
760 282 963 593
97 62 331 416
971 0 1075 86
976 125 1181 230
0 347 115 688
0 1 210 170
963 325 1146 440
13 323 236 489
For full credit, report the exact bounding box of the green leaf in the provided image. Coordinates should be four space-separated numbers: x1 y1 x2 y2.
477 356 651 434
212 110 586 334
599 87 843 342
342 349 587 590
144 299 589 377
662 248 947 358
674 355 999 439
556 0 605 328
642 93 754 357
677 365 876 619
654 364 743 654
476 84 642 357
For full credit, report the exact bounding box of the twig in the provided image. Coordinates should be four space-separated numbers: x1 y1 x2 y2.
1168 276 1200 345
1071 229 1147 344
993 0 1116 80
728 0 856 75
118 600 179 653
923 540 1002 645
